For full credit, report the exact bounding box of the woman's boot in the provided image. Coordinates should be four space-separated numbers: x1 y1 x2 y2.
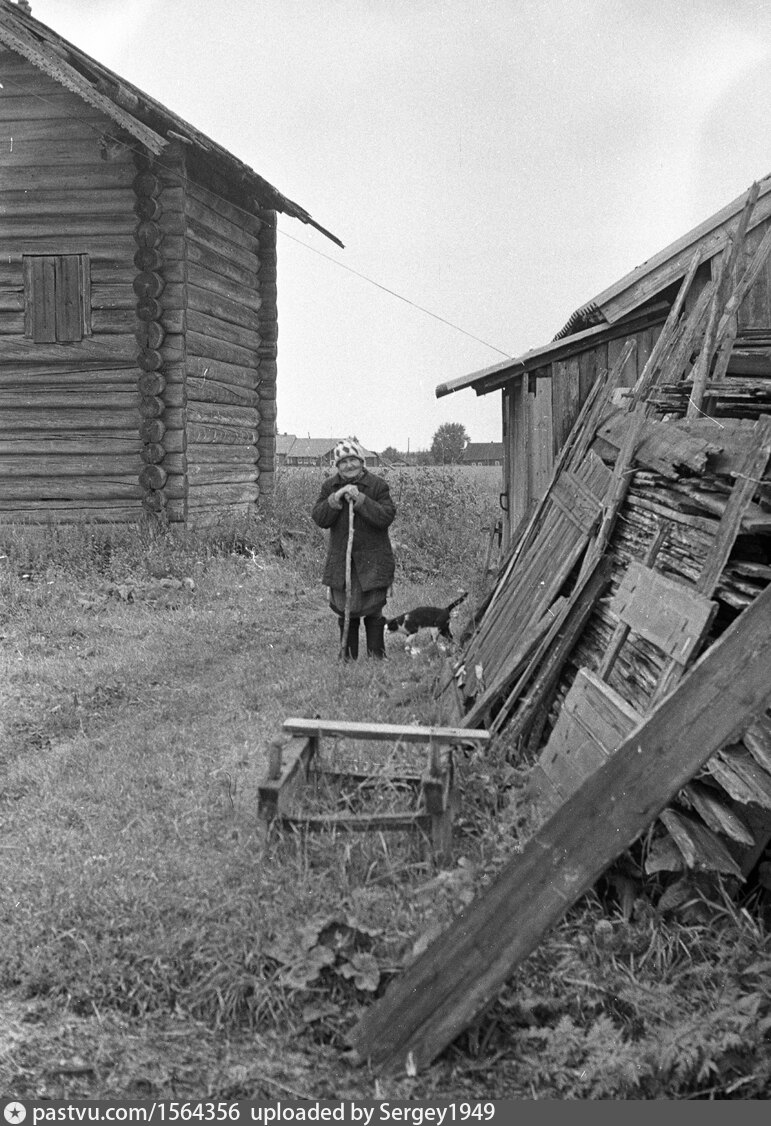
364 614 386 659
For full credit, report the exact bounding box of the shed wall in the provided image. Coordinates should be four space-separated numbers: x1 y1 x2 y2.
502 324 662 538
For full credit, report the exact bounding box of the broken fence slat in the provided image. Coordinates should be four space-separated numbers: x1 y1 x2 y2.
350 581 771 1074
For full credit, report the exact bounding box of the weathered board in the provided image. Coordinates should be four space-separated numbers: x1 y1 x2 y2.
528 668 641 814
610 561 717 665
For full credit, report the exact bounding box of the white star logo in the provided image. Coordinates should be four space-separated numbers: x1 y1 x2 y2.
4 1105 26 1124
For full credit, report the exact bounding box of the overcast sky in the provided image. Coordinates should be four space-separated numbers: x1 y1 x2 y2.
29 0 771 452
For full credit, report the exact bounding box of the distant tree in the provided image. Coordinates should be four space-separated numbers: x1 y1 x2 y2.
379 446 402 464
430 422 468 464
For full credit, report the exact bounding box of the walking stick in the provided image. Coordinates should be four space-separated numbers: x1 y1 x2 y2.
339 493 355 660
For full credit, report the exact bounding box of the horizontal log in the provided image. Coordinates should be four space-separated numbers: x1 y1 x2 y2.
187 422 258 446
185 238 259 289
0 291 23 313
0 91 115 120
0 435 141 455
186 353 262 391
187 265 262 313
186 215 260 271
0 454 141 477
162 408 185 429
186 401 260 428
0 408 140 430
186 180 263 236
159 309 185 334
91 284 138 311
159 335 184 364
0 186 135 215
0 312 24 333
92 311 137 334
0 214 134 239
187 463 258 486
186 330 259 369
156 453 187 474
185 502 252 525
187 280 261 329
187 442 258 463
0 505 145 524
185 196 261 253
187 376 260 407
0 164 136 192
0 235 135 261
186 308 261 352
0 390 139 410
161 428 185 454
0 477 144 500
0 361 141 384
0 138 134 165
186 481 259 505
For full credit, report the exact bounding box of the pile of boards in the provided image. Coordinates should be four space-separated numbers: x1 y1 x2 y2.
455 192 771 887
350 188 771 1076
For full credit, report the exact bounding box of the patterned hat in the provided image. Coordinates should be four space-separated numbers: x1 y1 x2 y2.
333 438 366 466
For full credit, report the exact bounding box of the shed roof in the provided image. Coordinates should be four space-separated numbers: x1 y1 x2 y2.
0 0 342 247
436 175 771 401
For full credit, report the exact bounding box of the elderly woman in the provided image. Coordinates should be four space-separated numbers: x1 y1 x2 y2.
311 439 396 659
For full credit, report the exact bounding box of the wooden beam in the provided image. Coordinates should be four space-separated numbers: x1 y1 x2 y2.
350 581 771 1073
281 718 490 745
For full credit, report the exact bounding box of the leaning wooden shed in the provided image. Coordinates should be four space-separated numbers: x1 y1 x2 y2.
0 0 340 526
436 174 771 545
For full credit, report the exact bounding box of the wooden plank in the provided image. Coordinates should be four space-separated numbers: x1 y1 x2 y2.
610 560 717 665
681 781 755 846
597 521 670 682
548 468 602 531
494 555 612 739
533 669 642 813
528 373 554 499
658 808 743 877
282 718 490 745
258 736 316 823
706 747 771 810
350 581 771 1073
696 414 771 594
743 722 771 773
277 812 432 833
550 357 580 453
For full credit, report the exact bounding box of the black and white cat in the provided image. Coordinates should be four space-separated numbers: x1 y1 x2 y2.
385 591 468 641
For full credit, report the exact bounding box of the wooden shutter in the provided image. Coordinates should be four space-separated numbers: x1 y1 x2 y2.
23 253 90 342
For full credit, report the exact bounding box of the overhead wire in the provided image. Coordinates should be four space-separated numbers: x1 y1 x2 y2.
0 68 516 361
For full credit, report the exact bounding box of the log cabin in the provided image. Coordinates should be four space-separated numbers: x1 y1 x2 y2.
436 174 771 546
0 0 341 525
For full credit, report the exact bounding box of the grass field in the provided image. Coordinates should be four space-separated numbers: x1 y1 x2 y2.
2 471 771 1100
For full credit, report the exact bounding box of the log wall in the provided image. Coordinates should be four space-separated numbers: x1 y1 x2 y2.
181 177 267 524
0 52 143 522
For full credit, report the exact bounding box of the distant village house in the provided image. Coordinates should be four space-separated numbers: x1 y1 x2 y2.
276 435 380 468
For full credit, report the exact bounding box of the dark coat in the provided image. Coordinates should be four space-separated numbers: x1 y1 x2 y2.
311 469 396 591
